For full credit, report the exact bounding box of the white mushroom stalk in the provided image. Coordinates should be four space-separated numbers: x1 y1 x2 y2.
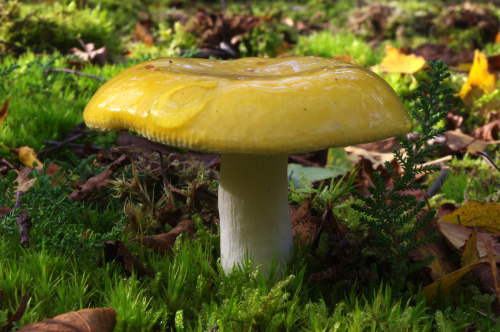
218 153 291 274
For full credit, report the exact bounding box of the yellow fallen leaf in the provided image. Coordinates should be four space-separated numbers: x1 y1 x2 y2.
496 31 500 44
461 227 480 267
457 49 496 102
0 97 10 125
441 201 500 234
424 258 492 302
11 146 43 168
380 45 426 74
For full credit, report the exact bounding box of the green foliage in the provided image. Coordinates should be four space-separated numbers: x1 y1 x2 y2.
353 60 453 294
0 1 121 57
294 31 382 66
0 167 125 257
239 22 287 58
0 51 123 153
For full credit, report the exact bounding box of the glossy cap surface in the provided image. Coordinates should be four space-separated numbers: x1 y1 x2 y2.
84 56 410 153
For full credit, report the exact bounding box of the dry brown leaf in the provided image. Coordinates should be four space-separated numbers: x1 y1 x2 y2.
344 145 395 170
0 97 10 125
102 240 155 278
15 167 36 193
441 201 500 234
70 154 129 201
484 239 500 306
133 20 155 46
11 147 43 168
410 223 458 281
291 200 320 247
380 45 426 74
131 219 196 254
18 307 116 332
472 120 500 141
443 129 499 154
457 49 496 103
438 221 500 257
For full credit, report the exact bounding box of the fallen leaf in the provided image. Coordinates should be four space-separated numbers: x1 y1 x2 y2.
410 222 458 281
102 240 155 278
0 207 11 217
344 145 395 170
441 201 500 234
424 258 492 302
380 45 426 74
438 221 500 257
15 167 36 193
461 227 480 267
18 307 116 332
133 20 155 46
70 154 129 201
0 97 10 125
443 129 500 154
472 120 500 141
131 219 196 254
10 146 43 168
484 239 500 306
457 49 496 103
291 200 320 247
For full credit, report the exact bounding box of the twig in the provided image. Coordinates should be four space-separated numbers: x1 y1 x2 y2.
477 151 500 172
0 286 28 332
12 191 32 248
425 167 450 199
43 140 105 151
46 68 107 82
39 130 92 155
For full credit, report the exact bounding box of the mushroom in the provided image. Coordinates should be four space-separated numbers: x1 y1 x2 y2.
83 56 410 274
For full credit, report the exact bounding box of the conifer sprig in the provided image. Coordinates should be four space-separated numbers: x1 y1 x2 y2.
353 60 452 293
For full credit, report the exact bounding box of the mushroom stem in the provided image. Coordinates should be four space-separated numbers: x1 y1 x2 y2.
218 153 292 274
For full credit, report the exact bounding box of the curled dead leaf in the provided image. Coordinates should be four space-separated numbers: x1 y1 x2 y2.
438 221 500 257
131 219 197 254
18 307 116 332
291 200 320 247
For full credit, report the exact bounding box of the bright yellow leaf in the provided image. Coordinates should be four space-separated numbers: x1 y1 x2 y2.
380 45 426 74
441 201 500 234
457 50 496 102
11 146 43 168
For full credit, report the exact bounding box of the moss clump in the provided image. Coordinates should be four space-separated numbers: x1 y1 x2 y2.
0 1 121 58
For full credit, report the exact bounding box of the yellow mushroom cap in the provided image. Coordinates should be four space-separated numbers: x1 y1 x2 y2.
84 56 410 154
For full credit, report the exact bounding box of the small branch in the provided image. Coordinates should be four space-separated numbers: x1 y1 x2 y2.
43 140 105 151
39 130 92 155
12 192 32 248
45 68 107 82
425 168 450 199
477 151 500 172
